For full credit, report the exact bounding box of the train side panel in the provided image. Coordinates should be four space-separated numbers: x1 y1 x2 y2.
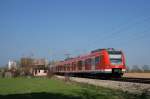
50 48 126 77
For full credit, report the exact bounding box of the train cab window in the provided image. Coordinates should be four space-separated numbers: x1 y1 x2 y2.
95 56 100 65
108 51 122 65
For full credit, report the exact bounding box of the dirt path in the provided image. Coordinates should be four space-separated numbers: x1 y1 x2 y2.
123 73 150 78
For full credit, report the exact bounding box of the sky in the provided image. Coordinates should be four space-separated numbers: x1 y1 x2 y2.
0 0 150 67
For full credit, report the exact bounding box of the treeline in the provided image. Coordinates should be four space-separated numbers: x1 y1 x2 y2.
126 65 150 72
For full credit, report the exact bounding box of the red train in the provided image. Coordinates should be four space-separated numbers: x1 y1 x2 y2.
50 48 126 77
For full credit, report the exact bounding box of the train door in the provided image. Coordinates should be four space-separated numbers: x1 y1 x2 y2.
91 58 95 70
85 58 92 70
99 55 104 69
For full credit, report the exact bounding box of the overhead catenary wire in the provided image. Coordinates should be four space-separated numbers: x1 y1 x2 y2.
105 21 150 46
104 19 150 43
87 16 150 49
103 16 150 41
114 28 150 47
50 16 150 59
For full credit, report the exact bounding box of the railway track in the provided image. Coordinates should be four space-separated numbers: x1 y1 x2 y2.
110 77 150 84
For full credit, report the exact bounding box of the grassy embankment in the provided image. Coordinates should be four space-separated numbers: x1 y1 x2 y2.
0 77 147 99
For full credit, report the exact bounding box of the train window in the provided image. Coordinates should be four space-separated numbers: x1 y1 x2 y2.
95 56 100 65
78 61 82 66
92 58 95 66
73 62 76 70
64 64 67 71
85 59 91 66
63 66 65 71
74 62 76 66
72 62 74 66
85 60 88 66
78 61 83 70
72 62 75 68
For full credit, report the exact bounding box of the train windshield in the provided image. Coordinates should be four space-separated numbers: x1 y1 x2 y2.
108 51 122 65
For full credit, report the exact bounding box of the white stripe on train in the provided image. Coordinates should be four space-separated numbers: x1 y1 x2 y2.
57 69 126 73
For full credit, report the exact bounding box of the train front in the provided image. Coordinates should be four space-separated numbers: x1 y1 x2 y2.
106 49 126 77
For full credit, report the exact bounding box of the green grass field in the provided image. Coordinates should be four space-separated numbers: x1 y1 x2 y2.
0 77 147 99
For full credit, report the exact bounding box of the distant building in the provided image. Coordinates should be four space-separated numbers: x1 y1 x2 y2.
32 58 48 67
21 58 33 67
32 58 48 76
20 57 48 76
33 68 48 76
8 60 17 70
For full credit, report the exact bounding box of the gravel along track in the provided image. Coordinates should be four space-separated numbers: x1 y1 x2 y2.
55 75 150 95
72 76 150 84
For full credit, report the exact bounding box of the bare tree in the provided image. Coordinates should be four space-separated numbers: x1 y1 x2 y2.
126 66 131 72
142 65 150 72
132 65 141 72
